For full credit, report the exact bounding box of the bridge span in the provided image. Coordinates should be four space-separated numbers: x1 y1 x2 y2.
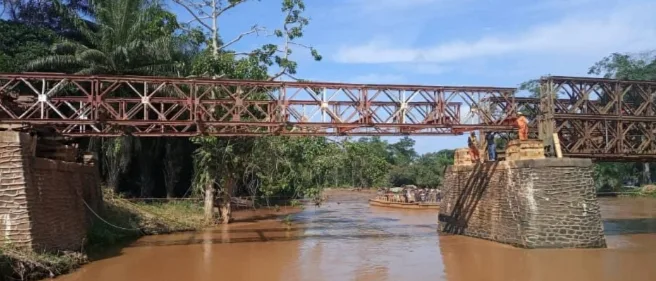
0 73 655 161
1 72 655 251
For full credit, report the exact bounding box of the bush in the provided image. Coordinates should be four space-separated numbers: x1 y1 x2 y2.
0 246 87 281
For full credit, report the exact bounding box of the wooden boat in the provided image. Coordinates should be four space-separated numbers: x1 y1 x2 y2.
368 198 440 210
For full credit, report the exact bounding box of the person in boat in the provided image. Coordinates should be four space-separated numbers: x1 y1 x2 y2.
430 189 438 202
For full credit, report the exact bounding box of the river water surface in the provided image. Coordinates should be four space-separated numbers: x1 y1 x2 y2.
55 191 656 281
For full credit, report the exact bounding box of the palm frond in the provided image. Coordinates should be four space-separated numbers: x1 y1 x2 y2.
78 48 110 65
25 55 86 72
51 37 89 55
52 0 100 47
129 63 176 76
75 65 111 75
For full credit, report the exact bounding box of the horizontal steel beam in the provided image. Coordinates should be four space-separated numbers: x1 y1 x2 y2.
0 73 519 137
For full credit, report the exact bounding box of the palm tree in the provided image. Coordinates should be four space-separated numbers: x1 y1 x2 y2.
26 0 181 194
26 0 176 75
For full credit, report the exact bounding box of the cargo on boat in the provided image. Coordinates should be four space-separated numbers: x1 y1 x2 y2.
369 185 441 210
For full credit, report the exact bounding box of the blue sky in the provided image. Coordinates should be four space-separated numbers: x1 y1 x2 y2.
168 0 656 154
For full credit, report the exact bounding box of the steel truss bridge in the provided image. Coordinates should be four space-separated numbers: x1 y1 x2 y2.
0 73 655 161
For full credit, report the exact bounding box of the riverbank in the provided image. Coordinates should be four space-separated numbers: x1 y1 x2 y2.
0 192 304 281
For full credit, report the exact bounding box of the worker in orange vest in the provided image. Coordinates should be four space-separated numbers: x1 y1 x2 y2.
468 132 480 162
516 112 529 141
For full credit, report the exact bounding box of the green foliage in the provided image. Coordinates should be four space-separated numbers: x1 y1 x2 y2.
593 162 637 192
88 191 205 248
26 0 180 75
190 51 268 79
1 0 91 33
16 0 453 216
414 150 455 187
589 51 656 80
253 0 321 78
345 139 391 188
0 20 57 72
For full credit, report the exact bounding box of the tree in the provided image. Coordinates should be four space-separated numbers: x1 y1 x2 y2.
26 0 179 75
413 149 454 188
1 0 92 33
163 138 187 198
101 136 133 192
343 141 390 188
385 137 418 186
172 0 321 79
175 0 322 223
26 0 187 197
0 20 56 72
387 136 418 165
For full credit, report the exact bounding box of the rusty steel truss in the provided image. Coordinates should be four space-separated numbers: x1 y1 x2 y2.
539 76 656 161
3 73 656 161
0 73 518 137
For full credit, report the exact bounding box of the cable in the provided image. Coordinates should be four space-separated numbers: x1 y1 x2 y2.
82 198 144 233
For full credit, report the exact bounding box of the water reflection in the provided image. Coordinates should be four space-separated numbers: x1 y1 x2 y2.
439 233 656 281
54 193 656 281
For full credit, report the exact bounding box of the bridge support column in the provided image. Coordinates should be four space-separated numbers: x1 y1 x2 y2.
438 143 606 249
0 131 102 251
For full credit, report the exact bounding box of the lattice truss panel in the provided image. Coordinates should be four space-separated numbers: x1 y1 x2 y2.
0 73 518 137
542 76 656 160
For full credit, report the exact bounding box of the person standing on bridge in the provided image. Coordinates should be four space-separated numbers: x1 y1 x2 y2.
468 132 480 163
516 112 529 141
485 132 497 161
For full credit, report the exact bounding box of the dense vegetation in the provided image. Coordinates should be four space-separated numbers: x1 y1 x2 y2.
2 1 655 224
0 0 457 224
3 1 655 279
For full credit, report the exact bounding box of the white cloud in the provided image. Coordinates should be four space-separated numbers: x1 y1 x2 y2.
333 2 656 64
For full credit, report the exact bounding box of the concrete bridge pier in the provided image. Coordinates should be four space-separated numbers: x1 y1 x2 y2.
438 140 607 249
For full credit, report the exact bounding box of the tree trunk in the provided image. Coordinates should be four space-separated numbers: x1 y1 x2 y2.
204 181 216 222
139 160 154 197
210 0 219 59
643 163 651 185
219 176 235 224
163 138 182 199
219 192 231 224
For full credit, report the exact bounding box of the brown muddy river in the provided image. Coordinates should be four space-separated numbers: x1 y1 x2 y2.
55 191 656 281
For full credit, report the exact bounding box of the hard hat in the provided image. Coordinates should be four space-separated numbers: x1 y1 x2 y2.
517 111 524 115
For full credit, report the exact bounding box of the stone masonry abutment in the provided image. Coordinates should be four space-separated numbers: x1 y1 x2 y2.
0 131 102 252
438 141 607 249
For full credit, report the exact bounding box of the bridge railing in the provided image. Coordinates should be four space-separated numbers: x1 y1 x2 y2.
0 73 517 136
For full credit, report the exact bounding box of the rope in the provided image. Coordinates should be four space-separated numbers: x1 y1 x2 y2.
81 198 143 233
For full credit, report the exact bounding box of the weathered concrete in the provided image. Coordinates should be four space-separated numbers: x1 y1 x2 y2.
0 131 102 251
438 157 607 249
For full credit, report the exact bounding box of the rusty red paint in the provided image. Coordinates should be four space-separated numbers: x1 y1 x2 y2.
0 73 517 137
